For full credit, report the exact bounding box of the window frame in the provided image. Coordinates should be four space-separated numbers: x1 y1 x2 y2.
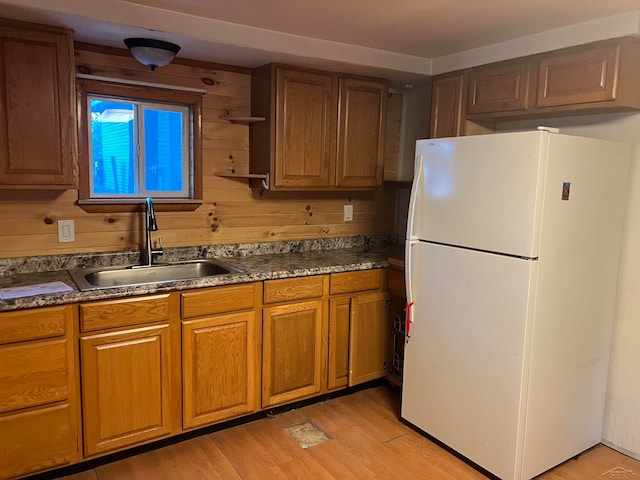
77 79 203 212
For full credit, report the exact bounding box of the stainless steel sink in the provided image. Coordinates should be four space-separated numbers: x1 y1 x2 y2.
68 259 243 291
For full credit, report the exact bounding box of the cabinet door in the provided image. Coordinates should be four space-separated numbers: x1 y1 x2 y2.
336 77 386 188
430 74 464 138
182 311 259 429
0 403 76 479
536 44 619 107
274 68 334 189
0 25 75 187
349 291 389 386
80 324 172 457
328 297 350 390
467 59 531 114
262 299 323 407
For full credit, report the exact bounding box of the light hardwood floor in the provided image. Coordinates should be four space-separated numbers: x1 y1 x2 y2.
57 386 640 480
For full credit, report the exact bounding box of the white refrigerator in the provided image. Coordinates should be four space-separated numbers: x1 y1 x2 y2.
402 129 630 480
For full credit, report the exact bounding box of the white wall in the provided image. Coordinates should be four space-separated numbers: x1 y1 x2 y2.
497 112 640 459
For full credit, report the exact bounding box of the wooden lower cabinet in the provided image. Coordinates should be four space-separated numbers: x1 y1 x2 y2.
80 324 172 457
328 297 351 390
349 291 389 385
0 403 76 479
0 305 78 480
182 311 259 429
262 299 324 407
328 290 389 389
0 271 392 477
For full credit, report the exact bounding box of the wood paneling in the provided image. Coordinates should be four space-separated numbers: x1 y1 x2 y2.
0 46 395 259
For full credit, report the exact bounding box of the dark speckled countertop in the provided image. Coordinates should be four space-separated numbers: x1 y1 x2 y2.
0 236 395 312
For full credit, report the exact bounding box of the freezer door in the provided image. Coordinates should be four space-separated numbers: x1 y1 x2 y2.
402 241 536 480
408 131 548 258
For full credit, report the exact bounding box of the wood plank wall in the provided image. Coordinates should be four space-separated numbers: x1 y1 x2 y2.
0 46 396 259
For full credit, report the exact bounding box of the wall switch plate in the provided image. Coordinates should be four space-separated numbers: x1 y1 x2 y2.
343 204 353 222
58 220 75 243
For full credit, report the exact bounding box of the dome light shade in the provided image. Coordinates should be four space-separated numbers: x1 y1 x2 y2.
124 38 181 71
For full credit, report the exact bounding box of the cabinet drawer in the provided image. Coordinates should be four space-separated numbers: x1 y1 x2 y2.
0 338 69 413
330 270 382 295
0 305 67 345
80 294 170 332
0 403 76 479
181 283 255 319
263 276 324 304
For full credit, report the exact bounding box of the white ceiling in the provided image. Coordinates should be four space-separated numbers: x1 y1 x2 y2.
1 0 639 85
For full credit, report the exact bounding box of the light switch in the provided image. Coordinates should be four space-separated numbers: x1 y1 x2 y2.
344 204 353 222
58 220 75 243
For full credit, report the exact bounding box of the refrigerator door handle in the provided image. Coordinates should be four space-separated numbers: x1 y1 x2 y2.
406 154 423 241
405 239 419 343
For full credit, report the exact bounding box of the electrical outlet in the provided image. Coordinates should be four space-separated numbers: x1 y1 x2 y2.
57 220 75 243
344 204 353 222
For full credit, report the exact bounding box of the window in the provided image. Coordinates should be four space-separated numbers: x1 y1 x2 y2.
77 79 203 211
89 97 189 197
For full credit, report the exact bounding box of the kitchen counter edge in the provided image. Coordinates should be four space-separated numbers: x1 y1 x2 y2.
0 248 392 312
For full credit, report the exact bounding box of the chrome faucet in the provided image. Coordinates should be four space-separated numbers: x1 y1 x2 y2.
142 197 163 266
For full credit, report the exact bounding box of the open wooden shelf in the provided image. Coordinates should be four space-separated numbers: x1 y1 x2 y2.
220 115 266 124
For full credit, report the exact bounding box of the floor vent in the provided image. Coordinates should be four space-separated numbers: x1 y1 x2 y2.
283 419 333 448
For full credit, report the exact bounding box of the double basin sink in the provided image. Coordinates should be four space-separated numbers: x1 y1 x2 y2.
68 259 243 291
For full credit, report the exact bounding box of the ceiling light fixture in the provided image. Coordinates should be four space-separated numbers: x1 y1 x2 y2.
124 38 181 71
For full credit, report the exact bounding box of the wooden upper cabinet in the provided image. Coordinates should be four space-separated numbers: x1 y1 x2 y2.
336 77 386 188
251 64 387 190
430 74 464 138
274 68 334 188
434 37 640 134
536 42 622 108
467 59 531 114
0 21 76 188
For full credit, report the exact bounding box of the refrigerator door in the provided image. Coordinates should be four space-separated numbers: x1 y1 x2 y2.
402 241 537 480
408 131 548 258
